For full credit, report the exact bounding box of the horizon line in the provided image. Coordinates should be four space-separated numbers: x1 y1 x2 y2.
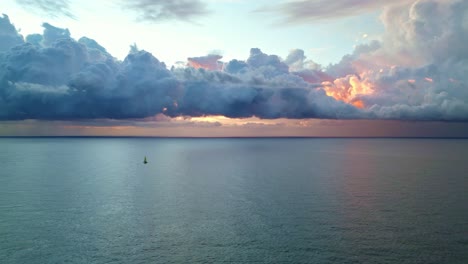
1 136 468 139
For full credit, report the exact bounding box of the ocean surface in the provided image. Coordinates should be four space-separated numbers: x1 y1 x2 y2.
0 137 467 263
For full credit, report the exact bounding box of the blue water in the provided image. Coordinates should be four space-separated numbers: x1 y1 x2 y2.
0 138 467 263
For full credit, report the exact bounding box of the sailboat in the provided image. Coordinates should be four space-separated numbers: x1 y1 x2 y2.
143 156 148 164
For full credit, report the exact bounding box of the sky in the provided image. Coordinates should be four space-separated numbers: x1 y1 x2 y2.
1 0 468 137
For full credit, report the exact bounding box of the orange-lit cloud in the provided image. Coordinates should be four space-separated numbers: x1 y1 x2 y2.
187 54 223 71
322 73 374 108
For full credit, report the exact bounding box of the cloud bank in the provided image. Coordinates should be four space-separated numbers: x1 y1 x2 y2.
0 16 358 120
1 0 468 122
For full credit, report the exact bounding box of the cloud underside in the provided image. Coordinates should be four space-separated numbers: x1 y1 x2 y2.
1 0 468 122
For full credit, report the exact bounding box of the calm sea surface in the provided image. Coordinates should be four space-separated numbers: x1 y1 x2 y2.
0 138 467 263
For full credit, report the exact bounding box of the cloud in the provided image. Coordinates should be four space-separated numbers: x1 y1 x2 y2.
0 15 24 52
15 0 74 18
187 54 223 70
258 0 413 24
123 0 210 23
42 23 71 46
284 49 320 72
378 0 468 65
318 0 468 121
284 49 333 85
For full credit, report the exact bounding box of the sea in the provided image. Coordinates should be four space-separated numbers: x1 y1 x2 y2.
0 137 467 263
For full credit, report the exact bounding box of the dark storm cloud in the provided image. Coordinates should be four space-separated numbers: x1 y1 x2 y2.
15 0 74 18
